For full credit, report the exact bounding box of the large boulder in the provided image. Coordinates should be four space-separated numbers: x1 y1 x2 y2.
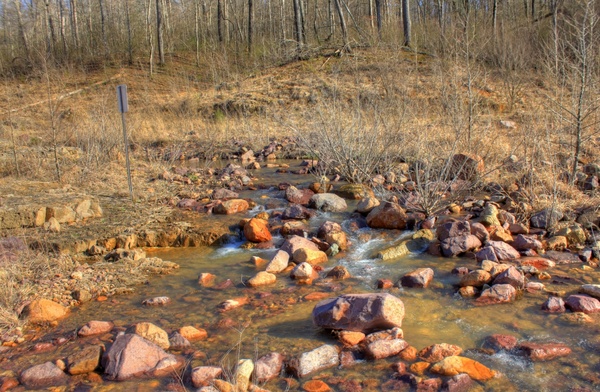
280 235 319 257
437 221 470 241
309 193 348 212
22 299 68 324
66 345 103 375
312 293 405 333
247 271 277 287
399 268 434 288
475 284 516 305
476 241 521 262
288 344 339 378
366 202 408 230
517 342 571 361
530 208 563 229
243 218 272 243
365 338 409 360
511 235 543 251
492 266 525 289
441 235 482 257
20 362 68 389
282 204 316 220
564 294 600 314
334 184 375 200
102 334 178 380
318 221 348 250
78 320 114 337
265 250 290 273
293 248 328 265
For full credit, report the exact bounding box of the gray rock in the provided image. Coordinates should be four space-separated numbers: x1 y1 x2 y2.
441 235 482 257
530 208 563 229
288 344 339 378
20 362 68 389
309 193 348 212
437 220 471 241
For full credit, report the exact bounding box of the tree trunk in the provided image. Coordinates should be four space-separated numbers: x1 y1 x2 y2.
156 0 165 65
99 0 109 57
492 0 497 39
195 0 200 65
293 0 303 54
402 0 411 47
333 0 348 50
375 0 382 38
217 0 225 43
13 0 30 60
126 0 133 64
44 0 57 56
70 0 79 50
247 0 253 53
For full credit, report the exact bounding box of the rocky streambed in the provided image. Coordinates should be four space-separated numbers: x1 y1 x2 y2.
1 160 600 392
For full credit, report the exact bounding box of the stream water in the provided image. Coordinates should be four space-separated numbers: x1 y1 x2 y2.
6 163 600 391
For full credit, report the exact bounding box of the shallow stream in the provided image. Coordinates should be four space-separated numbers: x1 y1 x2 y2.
6 164 600 391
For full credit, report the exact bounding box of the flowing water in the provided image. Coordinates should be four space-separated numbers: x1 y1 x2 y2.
5 164 600 391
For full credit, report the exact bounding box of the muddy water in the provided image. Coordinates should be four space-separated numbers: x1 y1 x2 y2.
7 165 600 391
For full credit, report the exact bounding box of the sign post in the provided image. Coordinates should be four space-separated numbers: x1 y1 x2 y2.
117 85 134 202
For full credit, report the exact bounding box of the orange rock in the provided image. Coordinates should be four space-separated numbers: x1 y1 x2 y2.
97 296 108 302
410 361 430 375
22 299 68 324
304 292 331 301
244 218 272 243
338 331 365 346
430 356 495 381
398 346 418 362
303 380 331 392
179 326 208 341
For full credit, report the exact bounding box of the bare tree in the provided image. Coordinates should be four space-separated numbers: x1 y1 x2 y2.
156 0 165 65
402 0 411 47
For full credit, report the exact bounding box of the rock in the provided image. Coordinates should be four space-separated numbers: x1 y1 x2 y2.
198 273 217 287
483 334 518 352
302 379 332 392
470 222 490 243
213 188 239 200
564 294 600 314
377 237 430 260
44 217 61 232
338 331 366 346
364 326 404 343
476 284 516 305
78 320 114 337
580 284 600 299
282 204 316 220
288 344 339 378
437 221 471 241
577 209 600 229
326 265 351 280
179 326 207 341
22 299 68 324
218 297 249 312
490 227 513 242
544 250 581 264
441 235 482 257
191 366 223 388
517 342 571 361
72 289 92 302
244 218 272 243
430 356 495 381
365 338 409 359
247 271 277 287
492 266 525 289
240 149 255 162
478 204 501 227
542 296 565 313
519 257 555 269
293 248 328 265
556 225 587 245
366 202 408 230
281 221 309 237
102 334 177 380
20 362 68 389
318 221 348 250
399 268 434 288
418 343 462 363
133 322 170 350
285 186 315 205
290 262 317 283
508 223 529 235
546 236 568 251
214 199 249 215
67 345 103 375
47 206 76 224
357 197 380 214
459 270 491 288
280 236 319 257
169 332 191 350
234 359 253 392
443 373 474 392
476 241 520 262
450 153 485 180
312 293 405 332
254 352 284 384
335 184 375 200
512 235 542 251
265 250 290 273
530 208 563 229
309 193 348 212
142 296 171 306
